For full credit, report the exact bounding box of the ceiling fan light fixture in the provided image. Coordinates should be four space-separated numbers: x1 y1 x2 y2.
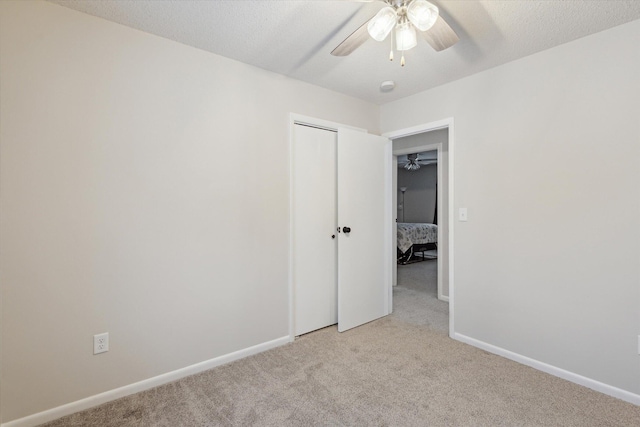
331 0 458 62
395 21 417 51
367 6 397 41
404 153 421 171
407 0 439 32
404 161 421 171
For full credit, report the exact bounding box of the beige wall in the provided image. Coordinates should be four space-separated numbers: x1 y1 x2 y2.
382 20 640 395
0 1 379 422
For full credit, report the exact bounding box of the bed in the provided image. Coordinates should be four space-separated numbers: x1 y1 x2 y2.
397 222 438 264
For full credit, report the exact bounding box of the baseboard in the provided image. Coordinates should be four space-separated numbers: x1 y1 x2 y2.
437 294 449 302
453 332 640 406
2 335 291 427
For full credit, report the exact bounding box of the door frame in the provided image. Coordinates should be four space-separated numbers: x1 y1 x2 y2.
288 113 371 341
383 117 455 338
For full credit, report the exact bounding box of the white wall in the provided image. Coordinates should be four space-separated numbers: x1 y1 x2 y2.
382 20 640 396
0 1 379 423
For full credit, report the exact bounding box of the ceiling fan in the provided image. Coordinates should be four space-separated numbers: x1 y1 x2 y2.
399 153 437 171
331 0 459 66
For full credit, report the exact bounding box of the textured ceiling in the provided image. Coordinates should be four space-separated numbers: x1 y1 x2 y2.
48 0 640 105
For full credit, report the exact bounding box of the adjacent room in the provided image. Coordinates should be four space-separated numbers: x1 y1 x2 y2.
1 1 639 426
394 144 449 334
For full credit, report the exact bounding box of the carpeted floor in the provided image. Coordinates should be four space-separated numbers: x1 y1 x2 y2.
394 256 448 335
39 262 640 426
396 251 438 293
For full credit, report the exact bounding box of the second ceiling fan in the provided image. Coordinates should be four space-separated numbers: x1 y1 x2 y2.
332 0 459 65
399 153 436 171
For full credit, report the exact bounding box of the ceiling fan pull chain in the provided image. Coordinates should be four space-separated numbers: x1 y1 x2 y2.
401 50 406 67
389 29 394 61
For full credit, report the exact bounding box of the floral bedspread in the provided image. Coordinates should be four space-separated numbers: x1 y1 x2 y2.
397 223 438 253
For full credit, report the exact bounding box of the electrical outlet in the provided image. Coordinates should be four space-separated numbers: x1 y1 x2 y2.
94 332 109 355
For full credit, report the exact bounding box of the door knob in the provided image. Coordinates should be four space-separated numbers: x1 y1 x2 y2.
343 226 351 233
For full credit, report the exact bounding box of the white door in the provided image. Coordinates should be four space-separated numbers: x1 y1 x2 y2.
292 124 338 336
337 128 392 332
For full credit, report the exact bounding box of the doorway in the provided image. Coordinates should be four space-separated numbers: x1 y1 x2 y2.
384 119 454 337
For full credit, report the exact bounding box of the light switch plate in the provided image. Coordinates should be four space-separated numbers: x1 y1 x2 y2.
459 208 468 221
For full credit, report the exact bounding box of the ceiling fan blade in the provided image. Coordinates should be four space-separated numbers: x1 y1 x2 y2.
331 17 374 57
420 15 459 52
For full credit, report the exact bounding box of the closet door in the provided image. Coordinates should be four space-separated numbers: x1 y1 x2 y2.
292 124 338 336
337 128 392 332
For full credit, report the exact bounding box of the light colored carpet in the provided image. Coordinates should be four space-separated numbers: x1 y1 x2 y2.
39 265 640 426
40 317 640 426
394 258 448 335
397 254 438 294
